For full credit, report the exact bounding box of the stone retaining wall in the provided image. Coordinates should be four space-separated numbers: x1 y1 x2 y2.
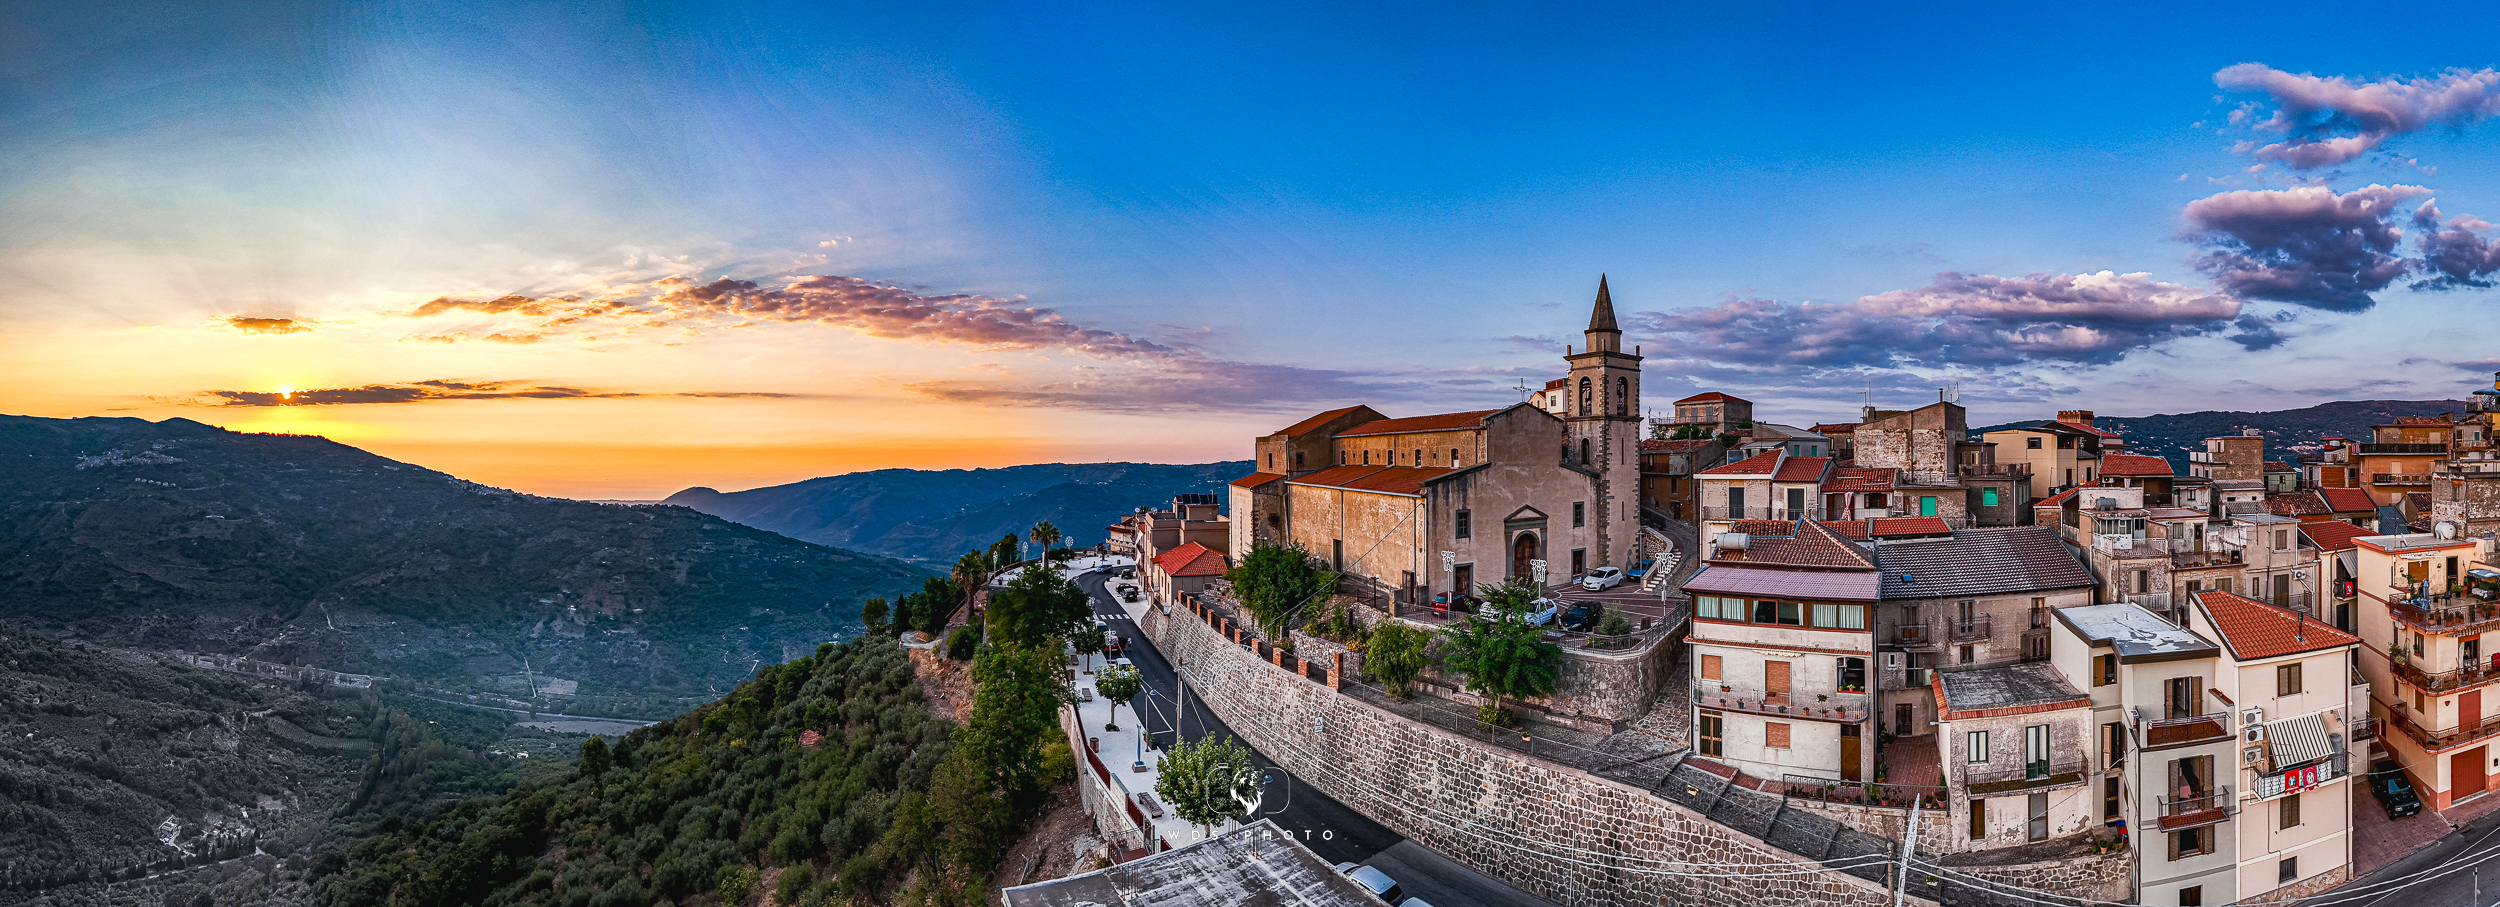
1781 797 1959 856
1941 848 2133 905
1335 596 1678 729
1147 600 1929 907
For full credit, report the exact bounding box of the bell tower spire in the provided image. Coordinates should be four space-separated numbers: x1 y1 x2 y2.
1561 275 1642 573
1585 274 1621 353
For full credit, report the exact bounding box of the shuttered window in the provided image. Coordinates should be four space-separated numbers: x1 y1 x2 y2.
2277 663 2303 697
1701 654 1722 682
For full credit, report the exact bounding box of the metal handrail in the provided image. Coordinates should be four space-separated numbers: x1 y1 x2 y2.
2142 711 2232 746
1947 615 1992 641
2157 785 2235 826
1965 757 2089 791
1693 686 1869 723
2397 658 2500 694
1777 774 1948 812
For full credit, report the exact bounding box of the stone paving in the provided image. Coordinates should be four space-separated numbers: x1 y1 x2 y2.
1884 734 1944 788
2352 765 2500 876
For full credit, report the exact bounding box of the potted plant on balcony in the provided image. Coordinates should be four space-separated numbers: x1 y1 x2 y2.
2392 642 2408 666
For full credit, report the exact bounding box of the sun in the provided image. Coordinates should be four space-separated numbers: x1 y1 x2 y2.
276 384 294 400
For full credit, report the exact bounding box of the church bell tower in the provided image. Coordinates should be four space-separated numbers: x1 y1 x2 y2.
1564 275 1643 569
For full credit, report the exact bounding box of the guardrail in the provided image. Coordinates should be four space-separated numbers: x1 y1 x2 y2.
2388 596 2500 635
2374 474 2434 486
2156 785 2235 830
2361 443 2449 455
2251 752 2348 799
2143 711 2231 747
1693 687 1868 723
1948 616 1991 642
1965 757 2088 794
2396 658 2500 693
2386 705 2500 753
1776 774 1947 812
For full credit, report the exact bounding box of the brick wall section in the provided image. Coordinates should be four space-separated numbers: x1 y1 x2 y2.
1944 849 2133 905
1145 602 1928 907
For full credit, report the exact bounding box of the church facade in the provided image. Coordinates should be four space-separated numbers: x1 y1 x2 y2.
1227 278 1644 604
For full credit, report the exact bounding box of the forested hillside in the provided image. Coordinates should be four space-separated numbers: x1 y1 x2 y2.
1974 399 2473 471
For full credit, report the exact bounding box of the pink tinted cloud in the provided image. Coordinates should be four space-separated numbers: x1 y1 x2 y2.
2412 199 2500 290
2179 184 2429 311
2215 64 2500 168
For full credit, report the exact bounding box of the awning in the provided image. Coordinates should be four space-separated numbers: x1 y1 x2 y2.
2470 568 2500 580
1681 565 1882 601
2265 713 2334 768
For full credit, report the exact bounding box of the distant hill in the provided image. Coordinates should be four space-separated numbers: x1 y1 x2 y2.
664 461 1253 564
0 415 930 712
1974 399 2472 471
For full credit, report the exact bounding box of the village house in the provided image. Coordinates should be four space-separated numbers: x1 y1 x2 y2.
1872 526 2100 741
1670 391 1753 433
1226 279 1645 605
1687 519 1879 783
2351 530 2500 812
1637 436 1730 522
2193 431 2272 518
1933 663 2097 849
1982 410 2124 503
2300 520 2376 633
1144 541 1229 606
1695 398 2024 542
1119 493 1230 574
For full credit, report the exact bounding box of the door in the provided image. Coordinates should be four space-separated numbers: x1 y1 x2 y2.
1512 534 1537 580
1841 725 1862 782
1920 495 1939 517
1728 487 1746 520
2454 746 2488 798
1896 704 1914 737
2465 690 2484 733
2412 560 2432 591
1786 487 1806 519
2028 793 2049 842
1766 660 1791 704
2275 573 2292 608
1452 564 1474 600
2026 724 2051 779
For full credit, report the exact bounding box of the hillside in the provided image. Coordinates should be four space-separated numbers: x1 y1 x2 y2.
1974 399 2473 471
664 461 1252 564
0 415 931 716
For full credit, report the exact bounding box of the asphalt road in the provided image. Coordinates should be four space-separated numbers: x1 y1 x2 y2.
1078 570 1557 907
2341 796 2500 907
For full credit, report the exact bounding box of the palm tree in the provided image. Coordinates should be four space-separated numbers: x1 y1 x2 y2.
1031 521 1062 567
951 551 991 605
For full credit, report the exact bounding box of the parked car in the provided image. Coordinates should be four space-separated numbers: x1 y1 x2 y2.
1121 586 1142 603
1628 558 1654 579
1333 863 1403 903
1580 566 1626 591
2371 759 2424 818
1398 900 1436 907
1525 598 1562 626
1559 601 1602 632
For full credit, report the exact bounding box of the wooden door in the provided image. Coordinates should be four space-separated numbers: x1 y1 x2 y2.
2455 747 2487 797
1766 660 1791 704
2465 690 2484 733
1841 725 1862 781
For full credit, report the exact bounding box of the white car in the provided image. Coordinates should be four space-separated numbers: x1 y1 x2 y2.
1334 863 1403 903
1580 566 1627 591
1525 598 1562 626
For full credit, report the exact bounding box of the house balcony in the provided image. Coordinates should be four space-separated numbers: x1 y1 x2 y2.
2156 785 2236 831
2020 628 2052 662
1701 506 1767 521
2385 705 2500 753
2172 546 2245 570
1959 463 2031 481
2092 534 2168 559
1774 507 1828 522
1947 615 1992 642
2361 443 2451 455
2142 711 2232 747
1886 619 1941 648
2251 752 2349 800
1693 687 1869 724
2375 474 2435 486
2189 451 2221 465
2393 659 2500 694
2387 594 2500 636
1965 756 2089 795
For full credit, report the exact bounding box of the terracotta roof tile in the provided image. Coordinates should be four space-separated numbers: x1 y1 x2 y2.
1825 467 1896 492
2297 521 2374 552
2265 461 2298 472
2036 488 2080 508
2318 487 2378 513
1275 405 1371 438
2053 420 2121 438
1284 464 1452 496
1228 472 1286 489
1675 391 1750 404
2264 490 2330 517
1336 410 1501 437
2191 590 2358 660
1152 542 1229 577
1772 456 1835 483
2099 454 2174 477
1727 519 1797 536
1699 451 1782 477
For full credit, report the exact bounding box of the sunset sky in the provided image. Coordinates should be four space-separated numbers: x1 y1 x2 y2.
8 2 2500 499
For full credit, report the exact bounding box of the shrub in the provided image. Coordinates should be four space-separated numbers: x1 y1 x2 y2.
945 625 982 660
716 865 758 904
774 865 815 905
1363 623 1432 699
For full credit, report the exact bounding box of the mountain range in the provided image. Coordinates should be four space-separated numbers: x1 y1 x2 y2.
662 461 1252 564
1973 399 2474 471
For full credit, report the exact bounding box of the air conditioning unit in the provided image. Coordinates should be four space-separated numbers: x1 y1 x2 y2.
2244 725 2267 744
2243 707 2266 727
2243 746 2267 766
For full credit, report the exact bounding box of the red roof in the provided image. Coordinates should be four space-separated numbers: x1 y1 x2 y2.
1275 405 1372 438
1819 517 1953 540
1284 465 1451 496
1825 467 1896 492
1229 472 1285 489
1336 410 1499 438
2318 487 2377 513
2191 590 2359 661
1683 564 1880 602
1713 519 1877 569
2036 488 2080 508
1676 392 1750 405
2264 491 2329 517
2055 420 2120 439
2265 461 2298 473
1809 423 1858 434
2099 454 2174 478
1772 456 1834 483
2297 521 2374 552
1153 542 1228 577
1698 450 1782 477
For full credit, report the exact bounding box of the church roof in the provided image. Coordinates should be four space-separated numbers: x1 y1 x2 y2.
1274 406 1372 438
1336 410 1499 437
1588 274 1620 333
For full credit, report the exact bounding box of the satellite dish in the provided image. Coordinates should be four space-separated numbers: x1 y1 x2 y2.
2438 521 2460 539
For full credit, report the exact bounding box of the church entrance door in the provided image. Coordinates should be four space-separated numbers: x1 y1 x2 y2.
1512 533 1538 582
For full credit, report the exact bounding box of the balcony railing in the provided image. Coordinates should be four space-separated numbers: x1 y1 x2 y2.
2020 628 2052 662
2156 785 2236 830
1966 757 2088 794
2375 474 2435 486
2173 546 2245 569
1775 507 1827 522
2361 443 2450 455
1693 687 1869 724
1887 620 1940 647
2251 752 2348 800
2387 596 2500 636
2397 657 2500 693
2387 705 2500 752
2143 711 2232 747
1776 775 1948 812
1959 463 2032 479
1948 615 1992 641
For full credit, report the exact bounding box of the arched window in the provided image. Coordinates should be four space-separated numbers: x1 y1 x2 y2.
1616 377 1630 416
1578 377 1592 415
1581 438 1591 464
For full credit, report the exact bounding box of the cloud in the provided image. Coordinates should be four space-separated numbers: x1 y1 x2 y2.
2179 184 2429 311
906 359 1411 414
1628 271 2243 373
2226 313 2288 350
223 316 312 335
650 276 1180 359
2411 199 2500 290
195 379 801 406
2214 64 2500 168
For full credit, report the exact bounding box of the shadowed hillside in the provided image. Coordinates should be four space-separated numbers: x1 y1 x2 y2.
1974 400 2472 471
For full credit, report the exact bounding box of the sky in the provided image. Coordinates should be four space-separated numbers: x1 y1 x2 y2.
6 1 2500 499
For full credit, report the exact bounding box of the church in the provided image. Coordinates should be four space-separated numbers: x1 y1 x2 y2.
1227 278 1644 605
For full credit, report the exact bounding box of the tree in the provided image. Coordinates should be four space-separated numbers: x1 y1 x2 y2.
1225 540 1338 635
989 534 1022 571
1364 623 1433 699
860 596 891 636
1154 735 1261 839
951 551 992 604
1070 623 1108 673
577 736 611 779
1438 589 1562 727
1662 422 1714 440
1473 576 1540 619
1095 665 1143 732
984 566 1091 651
1030 521 1062 567
958 640 1077 811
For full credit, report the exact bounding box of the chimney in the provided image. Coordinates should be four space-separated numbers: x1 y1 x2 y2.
2058 410 2095 427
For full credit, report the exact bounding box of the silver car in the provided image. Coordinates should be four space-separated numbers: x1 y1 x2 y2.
1580 566 1626 590
1334 863 1403 903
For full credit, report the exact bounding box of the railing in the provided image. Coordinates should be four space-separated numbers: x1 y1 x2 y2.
1693 687 1869 723
2173 546 2245 569
2374 474 2434 486
2362 443 2450 455
2387 705 2500 752
2093 535 2168 559
2156 785 2236 830
2388 596 2500 636
2143 711 2232 747
2350 716 2380 742
2251 752 2348 799
1947 615 1992 641
1965 757 2089 794
1887 620 1939 647
1775 507 1828 522
2020 629 2051 662
1958 463 2032 479
1777 775 1948 812
1701 506 1768 521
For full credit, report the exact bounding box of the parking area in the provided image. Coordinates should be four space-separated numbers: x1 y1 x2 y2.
1406 577 1685 648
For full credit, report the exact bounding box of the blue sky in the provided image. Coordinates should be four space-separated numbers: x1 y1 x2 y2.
5 1 2500 495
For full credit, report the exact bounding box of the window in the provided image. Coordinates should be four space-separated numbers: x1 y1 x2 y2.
2165 676 2203 719
1580 438 1591 464
2028 437 2043 450
2181 885 2203 906
2279 791 2301 830
1698 711 1723 757
1573 501 1586 527
1697 595 1729 620
2275 530 2289 549
1959 644 1974 664
2032 597 2048 629
1728 487 1746 517
2171 826 2212 860
1295 450 1305 469
2277 663 2303 697
2105 776 2123 821
1812 603 1867 629
1363 449 1372 464
1837 657 1866 692
1266 453 1274 470
2094 655 2118 686
1968 730 1991 764
2134 570 2150 594
1332 539 1344 573
1415 449 1424 465
1753 600 1802 625
1455 509 1472 539
2025 724 2050 779
1765 722 1791 749
2278 857 2298 885
1450 447 1460 466
1984 487 2000 507
2104 722 2127 768
1340 450 1348 465
1701 654 1722 681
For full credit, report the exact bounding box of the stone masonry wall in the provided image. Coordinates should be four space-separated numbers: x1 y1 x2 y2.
1146 601 1929 907
1780 797 1958 856
1944 848 2132 905
1336 597 1674 729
